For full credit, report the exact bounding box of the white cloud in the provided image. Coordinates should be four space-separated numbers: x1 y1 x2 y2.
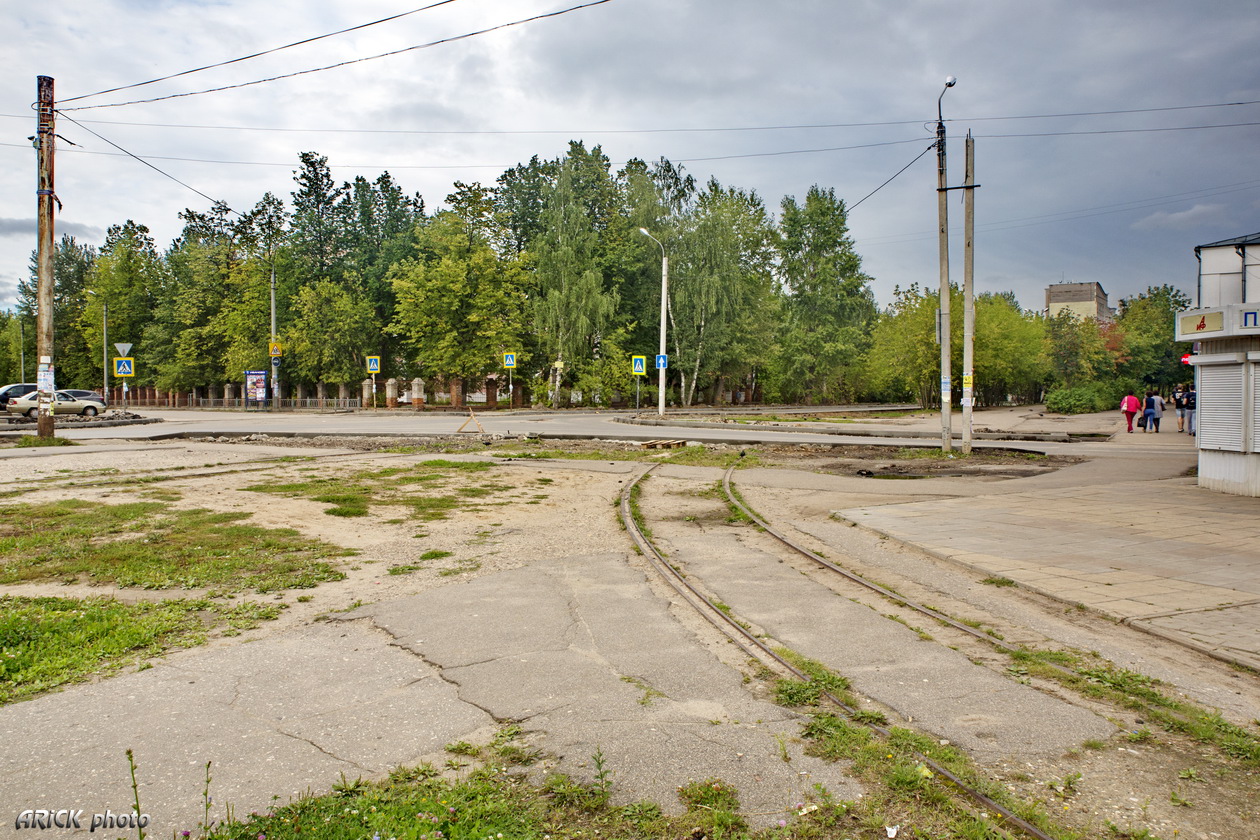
3 0 1257 311
1131 204 1227 231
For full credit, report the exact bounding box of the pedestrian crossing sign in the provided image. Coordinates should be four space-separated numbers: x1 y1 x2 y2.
113 357 135 377
269 341 283 357
366 356 381 374
504 352 517 369
632 355 647 376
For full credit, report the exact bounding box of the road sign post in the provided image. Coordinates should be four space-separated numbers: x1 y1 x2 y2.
632 356 648 411
504 353 516 406
366 356 381 411
268 342 283 411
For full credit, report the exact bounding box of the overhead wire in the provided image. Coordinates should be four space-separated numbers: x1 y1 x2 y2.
59 0 468 104
55 112 232 211
15 96 1260 136
848 142 936 211
59 0 616 112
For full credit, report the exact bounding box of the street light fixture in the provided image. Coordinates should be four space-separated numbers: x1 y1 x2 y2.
936 76 956 452
639 228 669 417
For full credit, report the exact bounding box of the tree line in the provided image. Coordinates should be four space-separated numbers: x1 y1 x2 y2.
0 141 1190 408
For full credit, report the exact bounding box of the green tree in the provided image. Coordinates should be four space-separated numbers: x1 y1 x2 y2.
772 185 875 403
82 222 165 387
973 293 1047 405
669 179 776 406
532 161 618 406
389 212 528 394
864 284 942 407
1043 310 1114 387
18 235 96 388
495 155 558 255
290 152 348 284
1116 284 1192 389
282 279 378 388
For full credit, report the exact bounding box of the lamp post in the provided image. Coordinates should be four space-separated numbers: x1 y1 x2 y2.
639 228 668 417
936 75 956 452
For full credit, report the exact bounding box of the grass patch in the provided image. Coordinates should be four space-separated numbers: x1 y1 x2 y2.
246 460 511 522
0 500 350 592
184 748 869 840
498 442 761 469
981 575 1017 587
1010 648 1260 766
620 674 667 706
438 558 482 577
418 459 492 472
14 435 79 448
0 594 281 704
772 650 1080 839
387 564 422 575
420 550 453 561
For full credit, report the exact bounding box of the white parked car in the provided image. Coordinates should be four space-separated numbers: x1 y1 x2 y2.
6 390 107 419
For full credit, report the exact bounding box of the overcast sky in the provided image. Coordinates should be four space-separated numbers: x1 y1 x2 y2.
3 0 1258 316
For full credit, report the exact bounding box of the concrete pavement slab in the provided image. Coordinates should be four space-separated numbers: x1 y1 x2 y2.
348 553 862 824
657 528 1114 760
0 622 490 839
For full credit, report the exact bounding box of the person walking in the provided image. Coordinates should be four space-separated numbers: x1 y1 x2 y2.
1185 383 1196 436
1120 390 1141 433
1144 390 1166 432
1172 384 1187 432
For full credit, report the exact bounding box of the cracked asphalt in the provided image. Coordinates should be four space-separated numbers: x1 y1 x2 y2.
0 548 860 837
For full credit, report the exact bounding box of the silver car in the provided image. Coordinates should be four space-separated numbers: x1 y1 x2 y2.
6 390 107 419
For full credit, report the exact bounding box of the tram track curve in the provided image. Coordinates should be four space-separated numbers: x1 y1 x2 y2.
618 463 1060 840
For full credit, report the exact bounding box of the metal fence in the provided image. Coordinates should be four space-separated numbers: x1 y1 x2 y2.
193 398 363 410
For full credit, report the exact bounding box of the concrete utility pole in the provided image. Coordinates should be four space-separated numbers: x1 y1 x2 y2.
936 76 956 452
962 132 976 454
35 75 56 439
639 228 669 417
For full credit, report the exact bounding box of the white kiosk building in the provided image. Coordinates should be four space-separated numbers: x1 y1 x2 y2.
1176 231 1260 495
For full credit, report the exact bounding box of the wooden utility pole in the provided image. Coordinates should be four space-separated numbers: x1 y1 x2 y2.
35 75 56 439
962 132 976 454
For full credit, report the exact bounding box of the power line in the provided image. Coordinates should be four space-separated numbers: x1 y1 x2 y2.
855 179 1260 248
55 112 232 211
976 121 1260 140
954 98 1260 123
60 0 616 112
848 143 935 211
59 0 467 104
19 96 1260 136
0 135 933 170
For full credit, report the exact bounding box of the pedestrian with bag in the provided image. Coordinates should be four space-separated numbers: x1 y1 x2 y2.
1120 391 1141 433
1143 390 1166 433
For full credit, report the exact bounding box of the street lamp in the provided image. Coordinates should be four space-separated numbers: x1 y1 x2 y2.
639 228 669 417
936 76 956 452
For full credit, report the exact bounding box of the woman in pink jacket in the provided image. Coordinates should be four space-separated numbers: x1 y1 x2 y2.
1120 391 1141 433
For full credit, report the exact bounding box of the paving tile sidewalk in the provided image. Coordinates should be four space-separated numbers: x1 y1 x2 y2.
837 463 1260 671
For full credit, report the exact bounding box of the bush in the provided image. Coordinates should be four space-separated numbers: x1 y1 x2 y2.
1045 380 1133 414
